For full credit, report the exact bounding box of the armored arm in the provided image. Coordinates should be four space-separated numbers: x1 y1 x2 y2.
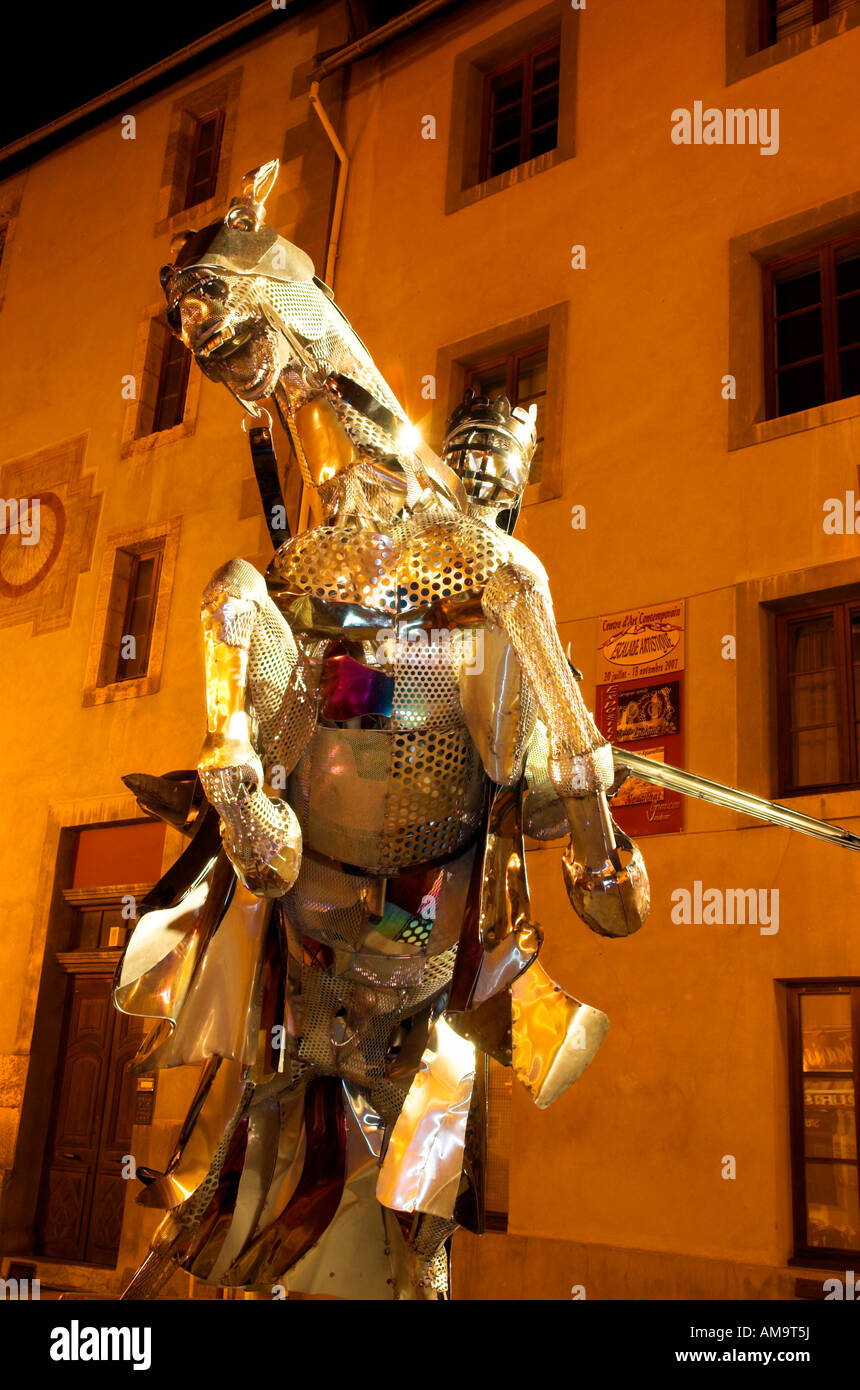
199 558 314 897
482 562 649 938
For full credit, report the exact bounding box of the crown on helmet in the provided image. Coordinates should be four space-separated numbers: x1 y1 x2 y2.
442 390 537 508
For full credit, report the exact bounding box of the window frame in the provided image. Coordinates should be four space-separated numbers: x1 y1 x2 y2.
478 38 561 185
151 326 192 436
462 335 550 488
775 596 860 796
112 543 165 684
758 0 839 50
184 108 225 211
763 231 860 421
83 518 181 707
434 302 568 507
784 979 860 1266
121 302 200 459
445 3 578 217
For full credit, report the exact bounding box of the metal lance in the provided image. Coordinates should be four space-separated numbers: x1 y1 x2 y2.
613 747 860 853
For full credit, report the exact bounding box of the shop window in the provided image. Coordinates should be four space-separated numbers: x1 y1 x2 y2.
785 981 860 1262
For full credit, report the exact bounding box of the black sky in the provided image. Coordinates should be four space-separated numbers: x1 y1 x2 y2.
1 1 417 150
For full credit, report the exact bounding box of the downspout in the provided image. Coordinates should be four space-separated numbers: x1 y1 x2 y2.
309 81 349 292
307 0 461 287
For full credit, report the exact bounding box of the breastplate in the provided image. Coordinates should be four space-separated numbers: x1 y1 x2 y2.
268 511 515 615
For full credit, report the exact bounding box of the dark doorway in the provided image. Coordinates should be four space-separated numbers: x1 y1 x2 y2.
37 969 145 1265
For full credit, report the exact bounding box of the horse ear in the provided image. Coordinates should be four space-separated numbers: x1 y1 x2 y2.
239 160 279 217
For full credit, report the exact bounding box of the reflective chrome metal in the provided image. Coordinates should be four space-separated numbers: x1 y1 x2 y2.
376 1015 476 1219
119 156 651 1302
511 961 610 1109
614 746 860 853
442 389 536 517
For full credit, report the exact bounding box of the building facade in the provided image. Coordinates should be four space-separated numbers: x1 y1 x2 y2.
1 0 859 1299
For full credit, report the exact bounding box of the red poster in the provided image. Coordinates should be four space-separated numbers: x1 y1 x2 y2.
595 675 685 835
594 600 686 836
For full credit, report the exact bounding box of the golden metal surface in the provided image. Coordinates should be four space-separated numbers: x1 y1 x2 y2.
511 960 609 1109
292 393 357 487
377 1015 475 1218
136 1058 248 1209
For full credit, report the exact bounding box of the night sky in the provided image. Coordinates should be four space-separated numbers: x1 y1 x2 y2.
1 1 418 151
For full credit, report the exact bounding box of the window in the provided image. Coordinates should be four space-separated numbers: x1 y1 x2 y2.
464 339 548 484
758 0 853 49
114 547 163 682
775 597 860 794
84 518 180 706
436 302 567 502
185 110 224 209
764 234 860 419
446 7 578 215
785 982 860 1262
152 329 191 434
122 307 199 456
98 540 165 687
479 41 560 181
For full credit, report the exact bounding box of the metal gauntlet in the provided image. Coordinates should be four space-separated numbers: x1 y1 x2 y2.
199 559 302 897
481 563 613 798
482 562 648 938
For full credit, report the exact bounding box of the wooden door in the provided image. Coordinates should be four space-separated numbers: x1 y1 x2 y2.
38 974 144 1265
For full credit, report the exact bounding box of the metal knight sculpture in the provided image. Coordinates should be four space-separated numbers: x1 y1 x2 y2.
115 159 860 1301
119 157 828 1300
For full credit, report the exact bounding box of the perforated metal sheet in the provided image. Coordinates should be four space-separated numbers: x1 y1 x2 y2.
248 598 318 779
483 562 614 798
391 631 461 731
269 512 519 616
523 719 570 841
291 943 457 1100
381 725 483 870
262 276 404 420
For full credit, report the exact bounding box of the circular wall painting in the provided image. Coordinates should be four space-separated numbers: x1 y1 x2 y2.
0 493 66 596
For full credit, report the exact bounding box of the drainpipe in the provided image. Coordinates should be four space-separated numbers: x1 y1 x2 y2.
307 0 461 286
308 81 349 292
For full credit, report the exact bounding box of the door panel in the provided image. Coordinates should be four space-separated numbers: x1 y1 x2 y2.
38 974 145 1266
